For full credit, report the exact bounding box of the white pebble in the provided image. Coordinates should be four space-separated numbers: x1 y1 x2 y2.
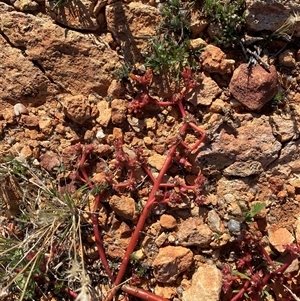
96 129 105 139
14 103 28 116
230 98 242 108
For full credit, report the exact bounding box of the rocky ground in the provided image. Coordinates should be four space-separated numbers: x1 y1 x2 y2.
1 0 300 300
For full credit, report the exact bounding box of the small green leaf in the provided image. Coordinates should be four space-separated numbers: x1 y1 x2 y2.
241 202 266 223
231 270 251 280
250 203 266 216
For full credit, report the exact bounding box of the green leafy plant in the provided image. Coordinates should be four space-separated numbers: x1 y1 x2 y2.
202 0 245 46
271 90 285 108
144 0 199 78
130 253 148 277
145 38 191 78
2 154 26 176
50 0 68 9
114 62 133 81
238 202 266 223
159 0 192 39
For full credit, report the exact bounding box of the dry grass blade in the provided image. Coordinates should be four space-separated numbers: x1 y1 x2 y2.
283 284 300 301
273 12 300 41
0 155 92 299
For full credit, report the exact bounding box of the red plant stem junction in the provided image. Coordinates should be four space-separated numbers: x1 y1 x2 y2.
230 243 300 301
78 147 115 282
104 120 205 301
77 68 206 301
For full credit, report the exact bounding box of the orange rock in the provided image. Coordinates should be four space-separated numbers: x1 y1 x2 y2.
160 214 177 230
268 228 294 253
200 44 235 74
153 246 193 283
109 195 138 221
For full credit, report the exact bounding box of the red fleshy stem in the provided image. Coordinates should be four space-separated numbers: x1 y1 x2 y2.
103 69 207 301
122 284 169 301
104 138 182 301
78 145 94 186
64 287 78 299
114 169 135 190
258 243 274 266
77 145 114 281
230 247 300 300
92 193 115 281
231 280 251 301
259 253 298 291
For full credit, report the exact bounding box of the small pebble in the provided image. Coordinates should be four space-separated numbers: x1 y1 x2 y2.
96 129 105 139
227 219 242 234
14 103 28 116
176 286 183 295
230 98 242 108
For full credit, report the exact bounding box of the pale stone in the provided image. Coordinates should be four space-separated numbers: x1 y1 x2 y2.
289 179 300 189
186 73 222 106
245 1 300 37
279 50 296 68
20 145 32 159
14 103 28 116
106 2 161 61
155 232 168 247
14 0 39 11
107 80 124 99
96 100 112 127
148 154 167 171
0 6 120 100
132 249 145 260
182 264 222 301
112 127 123 141
145 117 157 130
20 115 39 127
3 108 16 123
190 18 208 37
106 221 131 259
197 114 282 170
154 284 176 299
40 151 61 171
207 210 224 234
270 113 296 142
223 160 264 177
39 118 53 135
209 98 227 113
111 99 127 124
143 137 153 146
0 33 50 105
190 38 207 50
127 115 145 132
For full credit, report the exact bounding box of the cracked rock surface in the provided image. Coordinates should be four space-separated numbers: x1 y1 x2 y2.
1 0 300 300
